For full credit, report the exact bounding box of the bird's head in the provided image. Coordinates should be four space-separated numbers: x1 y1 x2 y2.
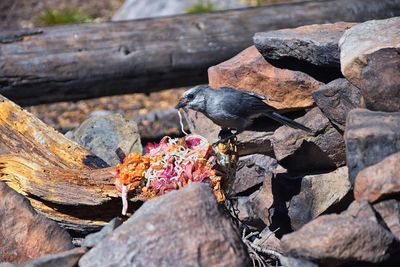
175 85 209 112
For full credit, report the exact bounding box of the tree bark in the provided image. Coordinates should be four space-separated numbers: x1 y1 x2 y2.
1 0 399 106
0 95 124 235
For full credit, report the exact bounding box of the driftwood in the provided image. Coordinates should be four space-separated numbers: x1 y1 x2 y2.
1 0 400 106
0 95 125 234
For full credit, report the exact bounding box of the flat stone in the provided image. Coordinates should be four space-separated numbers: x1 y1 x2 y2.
254 22 356 67
311 78 363 130
0 183 73 263
282 214 400 265
340 17 400 112
208 46 323 111
354 152 400 203
345 109 400 184
79 183 251 267
228 154 277 196
72 114 142 166
288 167 351 230
374 199 400 240
22 247 86 267
272 107 346 172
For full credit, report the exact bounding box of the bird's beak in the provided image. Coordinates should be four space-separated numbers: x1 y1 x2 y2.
175 98 187 109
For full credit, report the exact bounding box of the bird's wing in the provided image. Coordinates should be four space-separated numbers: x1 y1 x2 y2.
214 87 275 117
219 87 267 100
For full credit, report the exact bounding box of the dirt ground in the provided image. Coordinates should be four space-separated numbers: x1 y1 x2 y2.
26 88 186 138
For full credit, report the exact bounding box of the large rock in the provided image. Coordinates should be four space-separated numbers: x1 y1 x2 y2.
79 183 250 267
272 107 346 172
113 0 245 20
342 200 378 223
282 214 400 266
185 109 274 156
72 114 142 166
311 78 363 130
288 167 351 230
345 109 400 184
254 22 356 67
228 154 277 196
374 199 400 240
22 247 86 267
354 152 400 203
208 46 323 110
340 17 400 112
0 183 73 263
82 218 123 248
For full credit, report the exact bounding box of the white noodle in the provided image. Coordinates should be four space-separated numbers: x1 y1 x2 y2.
121 185 128 215
177 110 189 135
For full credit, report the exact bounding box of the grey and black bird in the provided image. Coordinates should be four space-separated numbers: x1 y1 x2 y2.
175 85 311 141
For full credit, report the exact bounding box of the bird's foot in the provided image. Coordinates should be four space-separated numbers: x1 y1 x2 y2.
213 129 237 146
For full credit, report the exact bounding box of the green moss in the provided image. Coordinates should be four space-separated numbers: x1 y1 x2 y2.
186 2 215 14
38 8 94 26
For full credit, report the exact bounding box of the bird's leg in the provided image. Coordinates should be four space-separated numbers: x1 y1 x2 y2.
213 128 239 146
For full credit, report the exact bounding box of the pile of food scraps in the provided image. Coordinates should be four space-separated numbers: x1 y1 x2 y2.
114 134 228 215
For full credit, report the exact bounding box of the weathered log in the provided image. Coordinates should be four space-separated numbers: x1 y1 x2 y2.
1 0 400 106
0 95 125 234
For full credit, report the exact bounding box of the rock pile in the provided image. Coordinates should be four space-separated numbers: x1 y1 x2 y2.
1 16 399 267
186 16 400 266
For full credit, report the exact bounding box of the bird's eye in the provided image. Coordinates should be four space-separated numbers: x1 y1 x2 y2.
187 94 194 100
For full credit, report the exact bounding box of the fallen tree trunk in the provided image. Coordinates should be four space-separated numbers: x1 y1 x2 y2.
0 95 125 234
1 0 400 106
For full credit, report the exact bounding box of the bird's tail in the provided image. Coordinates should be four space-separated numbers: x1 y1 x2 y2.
265 112 313 133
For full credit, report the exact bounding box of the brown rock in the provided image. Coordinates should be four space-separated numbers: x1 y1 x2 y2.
22 247 86 267
208 46 323 111
185 109 274 156
288 167 351 230
354 152 400 203
345 109 400 184
252 176 274 227
254 22 356 67
340 17 400 112
272 107 346 172
282 214 400 266
342 201 378 223
252 172 301 236
79 183 251 267
374 199 400 240
0 183 73 263
228 154 277 196
311 78 363 130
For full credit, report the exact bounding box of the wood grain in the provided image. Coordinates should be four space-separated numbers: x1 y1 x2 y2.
0 95 124 234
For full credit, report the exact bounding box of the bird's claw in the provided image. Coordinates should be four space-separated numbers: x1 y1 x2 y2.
212 129 237 146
